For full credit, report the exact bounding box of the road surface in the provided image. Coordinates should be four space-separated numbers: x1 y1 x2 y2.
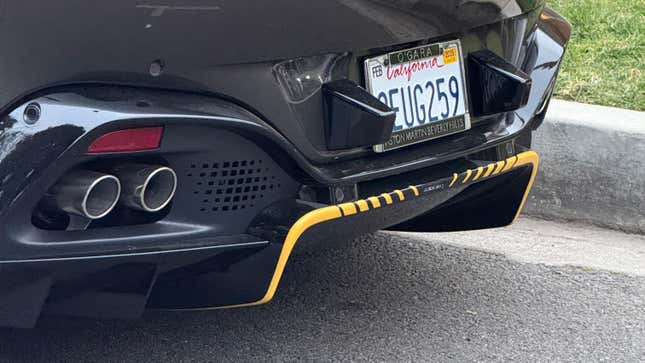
1 217 644 362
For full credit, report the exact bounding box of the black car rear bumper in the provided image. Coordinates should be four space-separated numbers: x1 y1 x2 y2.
1 151 537 327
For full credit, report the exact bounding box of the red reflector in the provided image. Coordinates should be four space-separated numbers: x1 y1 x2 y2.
87 127 163 154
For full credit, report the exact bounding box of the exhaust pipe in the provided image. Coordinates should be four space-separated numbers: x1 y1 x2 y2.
113 164 177 212
52 170 122 219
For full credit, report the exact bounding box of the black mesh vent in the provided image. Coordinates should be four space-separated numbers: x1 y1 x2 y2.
186 159 283 213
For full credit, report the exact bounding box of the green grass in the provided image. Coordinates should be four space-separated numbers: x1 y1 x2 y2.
548 0 644 110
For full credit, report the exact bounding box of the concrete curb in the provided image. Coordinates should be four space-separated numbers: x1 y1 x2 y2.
523 99 645 234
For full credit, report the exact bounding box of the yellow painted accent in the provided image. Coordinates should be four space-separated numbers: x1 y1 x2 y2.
381 193 394 204
355 199 370 212
409 185 419 196
338 202 357 216
510 151 539 223
492 161 506 175
483 164 496 178
462 169 473 184
449 173 459 187
502 156 518 172
473 166 484 181
368 196 381 208
394 189 405 201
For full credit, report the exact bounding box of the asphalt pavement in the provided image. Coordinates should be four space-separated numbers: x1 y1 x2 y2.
1 217 644 362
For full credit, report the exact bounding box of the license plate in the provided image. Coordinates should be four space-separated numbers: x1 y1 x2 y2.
364 40 470 152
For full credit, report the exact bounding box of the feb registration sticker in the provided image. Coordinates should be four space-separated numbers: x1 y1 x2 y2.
364 40 470 152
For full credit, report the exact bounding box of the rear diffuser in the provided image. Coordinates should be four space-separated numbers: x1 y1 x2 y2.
149 151 538 310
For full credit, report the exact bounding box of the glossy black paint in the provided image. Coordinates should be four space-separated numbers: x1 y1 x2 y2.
0 1 571 327
392 166 532 231
468 49 532 117
0 28 567 258
323 79 395 150
1 0 547 163
0 8 568 192
0 239 270 328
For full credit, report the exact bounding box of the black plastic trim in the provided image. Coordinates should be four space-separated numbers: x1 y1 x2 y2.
322 79 395 150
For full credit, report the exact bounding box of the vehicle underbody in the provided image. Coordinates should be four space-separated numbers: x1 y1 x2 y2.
0 1 570 327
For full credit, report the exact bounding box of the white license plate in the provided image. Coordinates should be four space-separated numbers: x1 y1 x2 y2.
364 40 471 152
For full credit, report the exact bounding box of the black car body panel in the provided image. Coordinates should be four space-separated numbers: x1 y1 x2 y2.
0 1 570 327
2 0 551 163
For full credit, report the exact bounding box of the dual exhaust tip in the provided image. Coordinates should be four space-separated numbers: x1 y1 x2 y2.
53 165 177 220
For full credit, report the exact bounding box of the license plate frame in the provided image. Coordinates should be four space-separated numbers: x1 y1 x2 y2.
364 40 471 152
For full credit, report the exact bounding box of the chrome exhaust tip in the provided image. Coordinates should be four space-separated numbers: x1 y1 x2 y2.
53 171 122 219
114 164 177 212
